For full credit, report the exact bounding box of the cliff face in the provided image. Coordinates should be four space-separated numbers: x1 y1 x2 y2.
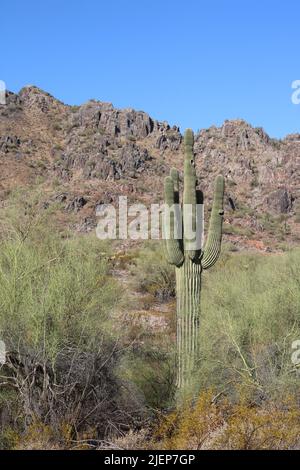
0 86 299 249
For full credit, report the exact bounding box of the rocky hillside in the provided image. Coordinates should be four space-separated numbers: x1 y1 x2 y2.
0 85 299 250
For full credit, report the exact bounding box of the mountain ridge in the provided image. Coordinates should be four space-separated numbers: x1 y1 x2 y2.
0 85 299 250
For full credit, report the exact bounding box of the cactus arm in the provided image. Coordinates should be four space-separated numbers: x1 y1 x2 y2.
170 167 180 197
163 175 184 266
201 175 225 270
183 129 198 259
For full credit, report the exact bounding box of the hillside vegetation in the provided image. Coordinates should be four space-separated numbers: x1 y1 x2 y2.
0 194 299 449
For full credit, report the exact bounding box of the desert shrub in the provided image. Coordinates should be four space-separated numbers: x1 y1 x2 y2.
120 348 175 410
101 428 150 450
1 190 299 449
216 398 300 450
0 196 145 446
153 390 222 450
223 223 254 237
130 241 300 406
197 248 300 402
256 212 291 237
149 391 300 450
131 242 175 300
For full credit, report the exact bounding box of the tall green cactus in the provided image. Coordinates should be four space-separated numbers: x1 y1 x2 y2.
163 129 225 400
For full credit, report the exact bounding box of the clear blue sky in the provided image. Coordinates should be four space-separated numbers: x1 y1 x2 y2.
1 0 300 138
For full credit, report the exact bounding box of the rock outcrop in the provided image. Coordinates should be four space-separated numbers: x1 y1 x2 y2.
0 85 299 248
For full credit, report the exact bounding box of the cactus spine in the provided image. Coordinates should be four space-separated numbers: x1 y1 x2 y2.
163 129 225 399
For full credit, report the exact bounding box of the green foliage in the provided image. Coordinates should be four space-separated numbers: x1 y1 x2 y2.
131 242 175 300
232 204 255 218
223 223 254 237
198 248 300 400
120 348 175 409
132 238 300 404
150 390 300 450
257 212 291 237
0 218 120 359
0 194 146 444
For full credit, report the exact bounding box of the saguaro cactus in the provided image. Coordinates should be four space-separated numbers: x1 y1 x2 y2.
163 129 225 399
